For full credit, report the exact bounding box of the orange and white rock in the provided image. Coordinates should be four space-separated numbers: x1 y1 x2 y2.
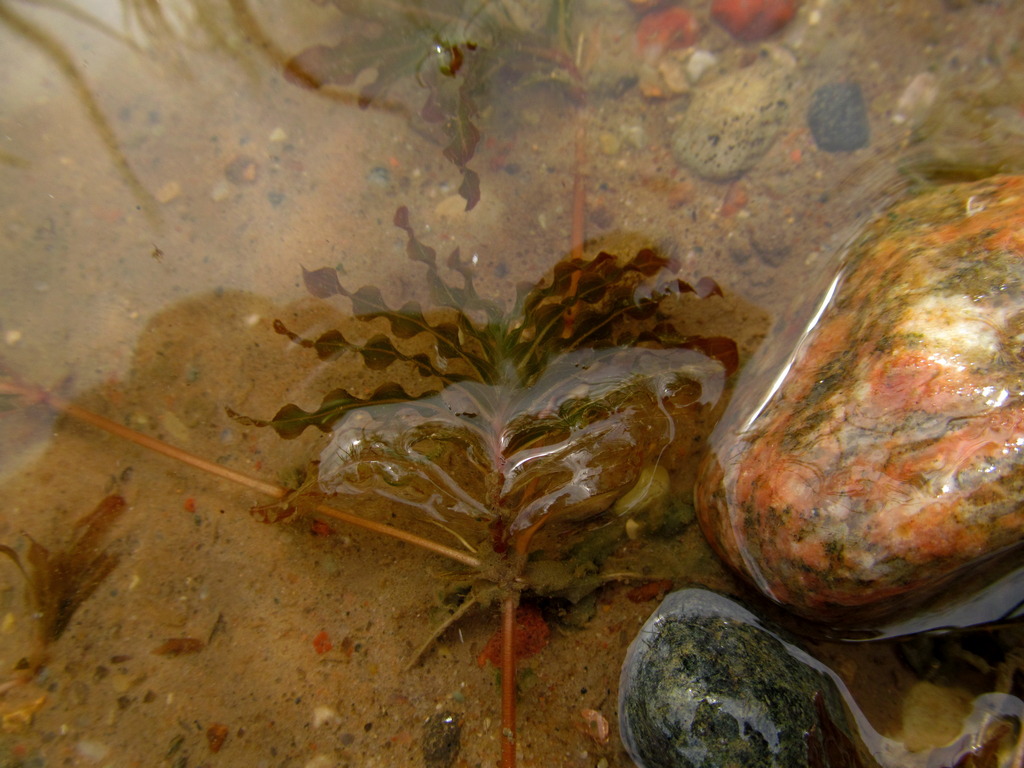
696 175 1024 628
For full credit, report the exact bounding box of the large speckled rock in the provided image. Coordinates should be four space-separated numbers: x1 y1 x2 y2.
671 48 795 180
695 175 1024 630
619 589 1024 768
618 589 872 768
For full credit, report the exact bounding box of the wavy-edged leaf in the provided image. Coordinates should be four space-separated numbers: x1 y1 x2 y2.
302 266 345 299
231 383 441 440
273 320 350 361
239 204 740 552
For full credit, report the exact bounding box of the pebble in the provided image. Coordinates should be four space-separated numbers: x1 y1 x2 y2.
620 123 647 150
422 711 461 768
313 705 341 728
711 0 798 42
685 50 718 85
671 48 796 180
209 179 231 201
620 589 1024 767
434 194 469 219
155 181 181 203
806 82 870 152
367 166 391 187
75 740 110 762
900 681 973 751
598 131 621 155
225 155 259 185
893 72 939 127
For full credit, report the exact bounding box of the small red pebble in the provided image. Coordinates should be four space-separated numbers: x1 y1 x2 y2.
476 604 550 668
312 630 333 655
636 7 700 58
626 579 675 603
206 723 229 753
719 182 749 217
183 497 197 513
711 0 798 42
310 519 333 537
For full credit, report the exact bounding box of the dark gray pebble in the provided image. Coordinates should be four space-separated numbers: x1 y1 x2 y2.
618 589 874 768
807 82 870 152
422 711 461 768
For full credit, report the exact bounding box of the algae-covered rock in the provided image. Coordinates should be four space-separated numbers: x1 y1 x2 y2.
618 588 871 768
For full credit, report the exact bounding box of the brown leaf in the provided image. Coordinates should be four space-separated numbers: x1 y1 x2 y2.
151 638 206 656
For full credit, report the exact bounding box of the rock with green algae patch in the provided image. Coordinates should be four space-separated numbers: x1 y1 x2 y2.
618 589 1024 768
618 588 876 768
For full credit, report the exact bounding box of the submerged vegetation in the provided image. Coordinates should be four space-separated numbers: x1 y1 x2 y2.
3 1 1023 766
283 0 583 210
227 207 736 764
0 494 126 673
0 206 738 764
231 205 736 560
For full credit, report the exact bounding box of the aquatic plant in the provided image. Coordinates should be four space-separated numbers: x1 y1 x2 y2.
283 0 582 210
227 205 737 764
0 494 127 673
0 204 736 764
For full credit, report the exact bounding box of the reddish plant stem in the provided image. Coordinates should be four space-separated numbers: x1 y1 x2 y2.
500 591 520 768
29 390 481 569
570 105 587 262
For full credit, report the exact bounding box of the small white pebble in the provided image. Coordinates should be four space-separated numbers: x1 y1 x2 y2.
269 126 288 142
4 329 22 346
210 179 231 202
128 573 140 591
156 181 181 204
808 8 821 25
313 705 340 728
304 755 340 768
75 740 109 762
244 313 261 327
620 123 646 150
893 72 939 127
686 50 717 85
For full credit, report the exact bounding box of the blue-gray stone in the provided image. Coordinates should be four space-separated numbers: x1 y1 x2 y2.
807 82 870 152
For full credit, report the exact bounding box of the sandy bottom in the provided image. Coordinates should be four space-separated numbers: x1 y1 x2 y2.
1 1 1022 766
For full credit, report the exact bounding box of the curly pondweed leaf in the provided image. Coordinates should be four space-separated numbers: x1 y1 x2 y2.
234 208 737 554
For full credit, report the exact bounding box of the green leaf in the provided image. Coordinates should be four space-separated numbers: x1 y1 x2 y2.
232 383 441 440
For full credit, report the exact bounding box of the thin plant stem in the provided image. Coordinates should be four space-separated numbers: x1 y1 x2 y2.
500 591 519 768
25 387 482 569
405 592 478 670
0 2 158 221
570 105 587 262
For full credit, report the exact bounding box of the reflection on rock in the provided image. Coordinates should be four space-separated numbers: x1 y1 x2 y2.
695 175 1024 632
